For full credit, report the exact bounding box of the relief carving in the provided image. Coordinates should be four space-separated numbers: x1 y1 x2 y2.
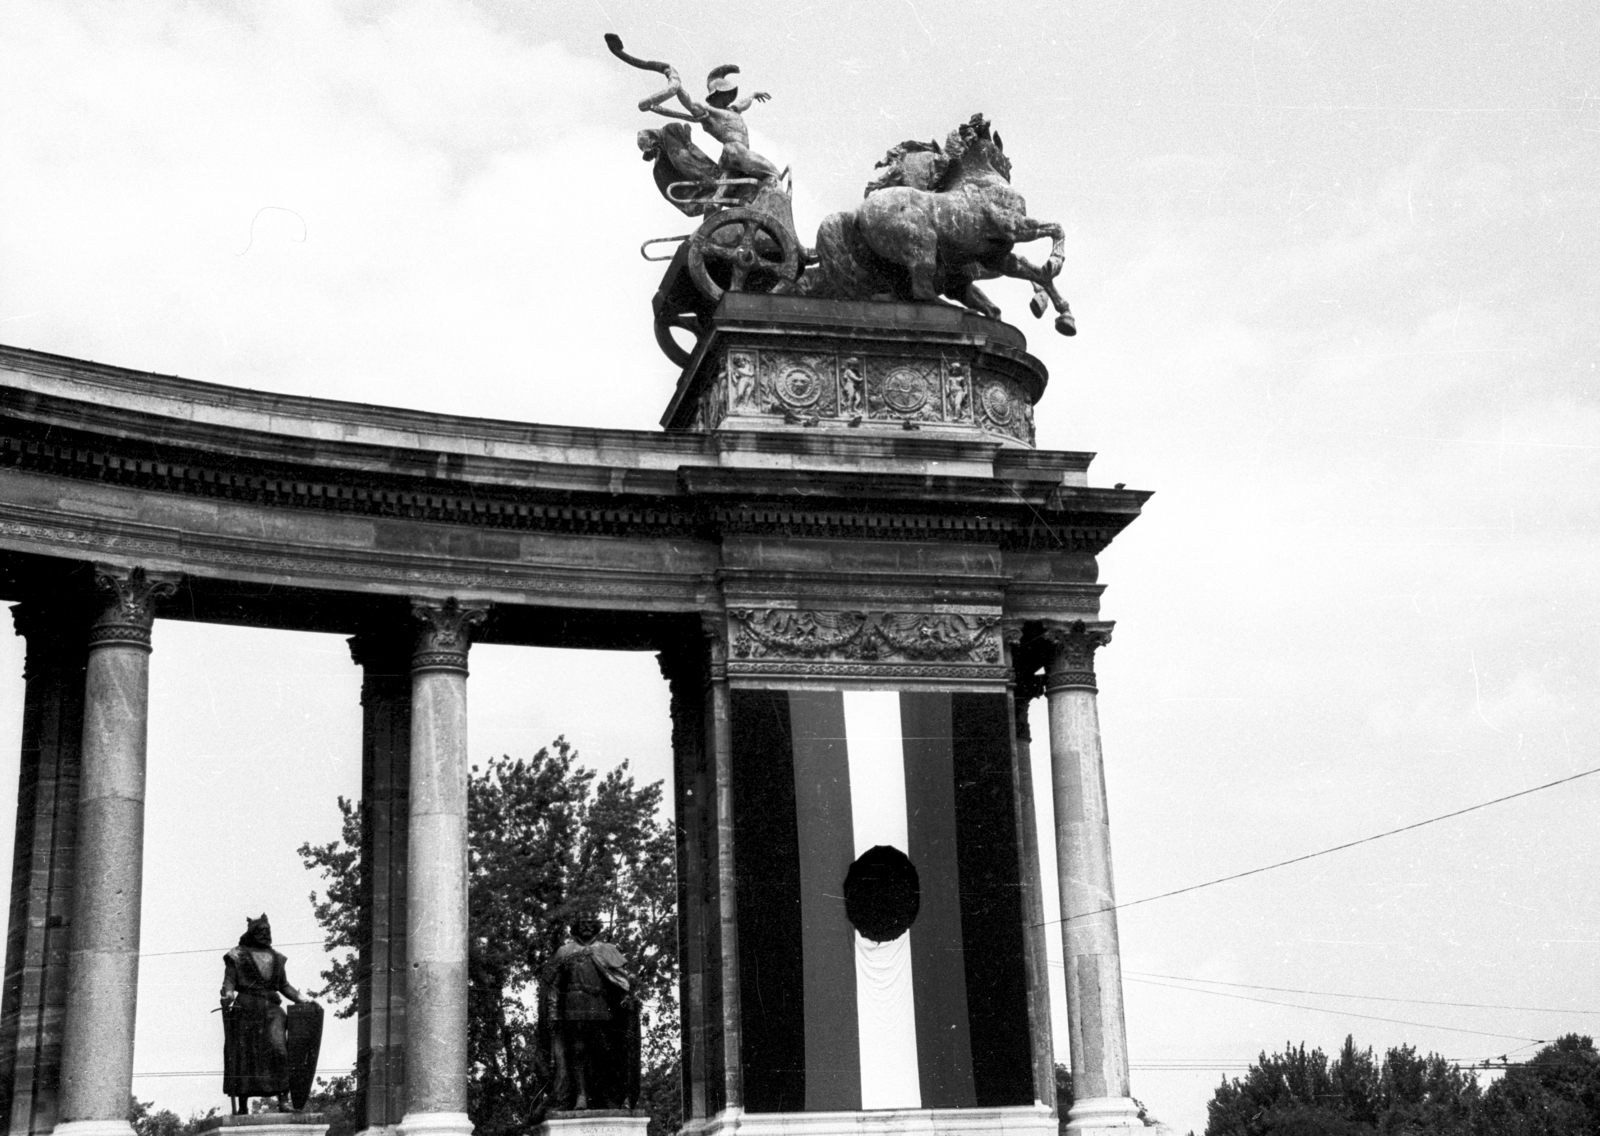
727 351 757 412
975 375 1034 442
840 356 864 419
867 358 942 423
727 608 1001 664
945 360 972 421
759 352 838 417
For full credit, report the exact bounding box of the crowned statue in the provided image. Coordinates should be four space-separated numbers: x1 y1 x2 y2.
219 914 323 1115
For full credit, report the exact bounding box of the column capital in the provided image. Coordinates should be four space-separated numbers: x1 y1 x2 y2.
1042 620 1113 693
701 612 729 683
410 598 490 675
12 596 96 678
87 565 178 652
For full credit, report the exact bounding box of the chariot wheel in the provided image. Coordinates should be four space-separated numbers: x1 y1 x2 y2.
687 207 800 302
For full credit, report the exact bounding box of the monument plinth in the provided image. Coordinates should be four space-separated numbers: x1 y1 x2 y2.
535 1110 649 1136
193 1114 328 1136
661 293 1044 447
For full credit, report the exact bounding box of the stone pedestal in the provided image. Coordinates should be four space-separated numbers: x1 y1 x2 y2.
193 1113 329 1136
535 1110 649 1136
683 1104 1056 1136
54 568 175 1136
397 599 486 1136
661 294 1045 447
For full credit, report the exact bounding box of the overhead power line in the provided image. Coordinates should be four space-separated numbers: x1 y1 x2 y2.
141 939 323 960
1124 974 1545 1044
1036 764 1600 929
1124 971 1600 1016
134 1067 352 1080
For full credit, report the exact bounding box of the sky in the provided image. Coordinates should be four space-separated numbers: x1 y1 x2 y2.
2 2 1599 1133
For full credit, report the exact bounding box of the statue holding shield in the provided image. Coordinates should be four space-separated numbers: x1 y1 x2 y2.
219 914 322 1114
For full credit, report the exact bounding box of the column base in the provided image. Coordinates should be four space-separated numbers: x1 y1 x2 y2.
682 1104 1055 1136
51 1122 137 1136
537 1110 649 1136
1065 1097 1144 1136
398 1112 474 1136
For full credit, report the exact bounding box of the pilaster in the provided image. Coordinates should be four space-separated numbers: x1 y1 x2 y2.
658 644 709 1122
349 626 416 1136
1004 625 1054 1111
0 599 93 1136
700 614 740 1116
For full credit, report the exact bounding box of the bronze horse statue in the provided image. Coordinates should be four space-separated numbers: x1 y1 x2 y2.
793 114 1075 335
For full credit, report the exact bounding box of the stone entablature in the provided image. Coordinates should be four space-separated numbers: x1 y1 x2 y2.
662 295 1047 446
0 344 1141 620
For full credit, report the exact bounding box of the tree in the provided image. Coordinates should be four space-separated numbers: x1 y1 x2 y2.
1206 1036 1480 1136
1479 1034 1600 1136
300 739 679 1136
127 1096 220 1136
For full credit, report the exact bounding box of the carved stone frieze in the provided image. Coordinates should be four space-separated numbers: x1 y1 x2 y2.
867 358 942 423
672 328 1040 445
89 565 178 650
759 352 838 419
975 375 1035 444
727 607 1002 668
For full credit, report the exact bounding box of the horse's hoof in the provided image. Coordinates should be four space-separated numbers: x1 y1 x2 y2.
1055 313 1077 336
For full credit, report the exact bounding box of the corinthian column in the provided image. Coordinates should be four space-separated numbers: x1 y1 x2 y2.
54 567 176 1136
1043 621 1140 1135
399 598 487 1136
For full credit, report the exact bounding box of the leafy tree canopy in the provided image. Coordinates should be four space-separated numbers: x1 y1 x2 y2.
1207 1035 1600 1136
299 739 679 1136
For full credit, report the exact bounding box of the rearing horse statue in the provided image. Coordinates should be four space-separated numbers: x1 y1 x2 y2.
793 114 1075 335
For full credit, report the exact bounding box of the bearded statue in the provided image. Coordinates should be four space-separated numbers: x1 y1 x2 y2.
220 913 321 1114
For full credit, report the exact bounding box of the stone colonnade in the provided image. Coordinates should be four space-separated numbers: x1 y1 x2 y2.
0 568 495 1136
0 571 1142 1136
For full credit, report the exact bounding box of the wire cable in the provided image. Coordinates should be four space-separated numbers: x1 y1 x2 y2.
140 939 323 959
1035 764 1600 929
1124 975 1545 1043
1124 971 1600 1016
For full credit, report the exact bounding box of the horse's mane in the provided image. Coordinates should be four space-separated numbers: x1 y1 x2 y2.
861 114 1007 196
864 138 947 195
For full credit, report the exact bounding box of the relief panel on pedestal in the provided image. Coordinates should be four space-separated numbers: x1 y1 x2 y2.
725 607 1007 684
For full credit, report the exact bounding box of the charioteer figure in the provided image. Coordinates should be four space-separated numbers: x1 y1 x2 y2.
219 914 322 1115
608 33 785 214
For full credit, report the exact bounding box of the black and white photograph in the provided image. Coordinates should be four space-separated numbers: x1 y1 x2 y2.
0 5 1596 1136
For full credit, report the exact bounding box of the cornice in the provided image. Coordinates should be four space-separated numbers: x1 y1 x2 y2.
0 411 1145 551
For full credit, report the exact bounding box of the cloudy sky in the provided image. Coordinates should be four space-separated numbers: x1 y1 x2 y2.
2 2 1599 1132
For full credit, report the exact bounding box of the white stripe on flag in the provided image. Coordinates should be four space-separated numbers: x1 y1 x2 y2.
842 691 921 1110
